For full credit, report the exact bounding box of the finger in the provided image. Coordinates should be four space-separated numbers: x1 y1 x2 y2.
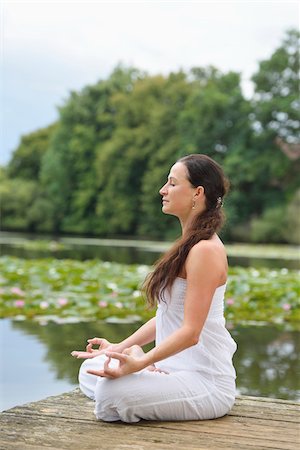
155 368 169 374
71 351 94 359
103 355 123 378
105 352 127 363
87 369 109 377
87 338 103 345
86 343 93 352
71 351 83 357
104 356 111 371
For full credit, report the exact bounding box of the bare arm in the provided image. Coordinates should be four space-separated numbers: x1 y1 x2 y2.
93 241 227 377
118 317 156 351
71 316 156 358
139 241 226 366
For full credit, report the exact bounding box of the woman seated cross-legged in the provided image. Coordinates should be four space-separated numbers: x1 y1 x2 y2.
71 154 237 423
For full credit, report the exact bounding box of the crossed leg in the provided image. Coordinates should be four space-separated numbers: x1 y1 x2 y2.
79 344 168 400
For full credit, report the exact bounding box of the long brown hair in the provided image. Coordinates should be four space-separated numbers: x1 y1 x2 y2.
143 154 229 307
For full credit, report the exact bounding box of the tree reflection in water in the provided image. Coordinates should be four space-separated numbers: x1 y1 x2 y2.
8 320 300 401
231 326 299 400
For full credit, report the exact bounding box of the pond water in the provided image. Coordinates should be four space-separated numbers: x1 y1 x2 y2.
1 318 299 412
2 243 299 269
1 233 299 410
0 231 299 269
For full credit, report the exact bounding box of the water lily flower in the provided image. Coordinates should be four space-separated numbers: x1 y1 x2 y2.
57 297 68 306
15 299 25 308
226 298 235 306
107 282 118 291
250 269 260 277
40 301 49 309
115 302 123 309
282 303 291 311
110 291 118 298
133 290 141 298
98 300 108 308
11 287 25 296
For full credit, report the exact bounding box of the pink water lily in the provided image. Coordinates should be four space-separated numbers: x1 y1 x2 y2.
40 301 49 309
15 299 25 308
11 287 25 296
115 302 123 309
282 303 291 311
98 300 108 308
226 298 235 306
57 298 68 306
110 291 118 298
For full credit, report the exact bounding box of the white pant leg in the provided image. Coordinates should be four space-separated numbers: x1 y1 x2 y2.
94 369 233 423
78 355 119 400
79 357 235 423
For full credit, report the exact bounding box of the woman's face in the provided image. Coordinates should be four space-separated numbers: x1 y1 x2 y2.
159 162 197 219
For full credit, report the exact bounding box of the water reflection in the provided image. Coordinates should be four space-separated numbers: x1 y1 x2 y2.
231 326 300 400
1 319 299 411
0 243 159 265
1 243 299 269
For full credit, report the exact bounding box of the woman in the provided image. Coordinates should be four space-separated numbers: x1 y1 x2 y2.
71 154 237 422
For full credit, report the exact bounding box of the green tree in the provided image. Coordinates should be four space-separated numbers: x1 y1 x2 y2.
95 72 190 237
39 66 144 234
244 29 300 242
7 124 57 180
0 176 39 230
3 31 299 243
175 67 252 239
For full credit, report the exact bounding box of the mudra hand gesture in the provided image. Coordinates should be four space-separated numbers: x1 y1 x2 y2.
87 345 168 379
72 342 168 378
71 337 122 359
86 347 144 379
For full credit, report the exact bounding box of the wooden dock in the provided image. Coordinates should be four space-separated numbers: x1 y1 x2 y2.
0 389 299 450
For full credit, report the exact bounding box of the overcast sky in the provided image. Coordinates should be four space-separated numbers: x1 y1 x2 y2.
1 0 299 165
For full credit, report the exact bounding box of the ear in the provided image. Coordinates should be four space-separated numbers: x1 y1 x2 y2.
193 186 205 199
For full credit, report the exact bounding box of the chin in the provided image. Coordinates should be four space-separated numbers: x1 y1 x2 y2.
162 206 176 217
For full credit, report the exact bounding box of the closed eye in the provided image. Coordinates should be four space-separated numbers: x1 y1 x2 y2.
167 175 177 187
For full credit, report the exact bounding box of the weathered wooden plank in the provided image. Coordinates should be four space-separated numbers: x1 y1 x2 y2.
3 405 297 438
0 413 298 450
0 390 299 450
234 395 300 405
4 390 298 423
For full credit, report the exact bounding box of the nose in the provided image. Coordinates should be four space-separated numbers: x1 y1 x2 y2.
159 183 168 196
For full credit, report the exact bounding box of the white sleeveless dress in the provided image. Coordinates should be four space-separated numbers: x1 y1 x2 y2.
78 278 237 422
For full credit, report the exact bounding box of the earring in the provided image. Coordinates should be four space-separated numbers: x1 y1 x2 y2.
192 200 196 210
216 197 223 208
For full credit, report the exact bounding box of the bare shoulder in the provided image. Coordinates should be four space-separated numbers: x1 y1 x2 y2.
185 236 228 284
188 236 226 260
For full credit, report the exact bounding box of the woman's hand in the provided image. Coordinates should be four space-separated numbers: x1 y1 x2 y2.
71 337 122 359
87 351 145 379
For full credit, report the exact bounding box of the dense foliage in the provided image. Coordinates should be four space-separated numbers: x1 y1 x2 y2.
2 30 299 243
0 256 299 329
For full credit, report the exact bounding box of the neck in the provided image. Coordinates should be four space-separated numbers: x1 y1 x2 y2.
180 206 206 235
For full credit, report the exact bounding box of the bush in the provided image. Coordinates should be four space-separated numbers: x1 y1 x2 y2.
250 206 287 243
283 190 300 245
